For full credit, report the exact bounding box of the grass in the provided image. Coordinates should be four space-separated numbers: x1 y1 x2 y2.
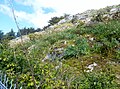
0 20 120 88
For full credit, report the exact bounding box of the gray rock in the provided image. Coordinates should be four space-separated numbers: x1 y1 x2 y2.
102 14 111 20
58 19 67 24
65 15 73 21
77 14 88 20
42 47 64 62
110 8 120 14
58 15 73 24
84 21 98 27
72 14 88 23
86 62 97 72
42 53 52 62
54 48 64 52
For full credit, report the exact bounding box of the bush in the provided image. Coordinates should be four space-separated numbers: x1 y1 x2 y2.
64 37 90 58
72 72 118 89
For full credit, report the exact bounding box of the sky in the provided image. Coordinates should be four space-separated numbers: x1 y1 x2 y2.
0 0 120 33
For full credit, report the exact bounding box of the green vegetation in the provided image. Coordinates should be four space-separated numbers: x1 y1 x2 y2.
0 20 120 89
48 16 64 26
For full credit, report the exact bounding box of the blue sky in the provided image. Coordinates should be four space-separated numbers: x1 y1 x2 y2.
0 0 120 34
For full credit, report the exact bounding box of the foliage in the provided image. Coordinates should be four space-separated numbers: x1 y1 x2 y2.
0 30 4 41
64 37 90 58
72 72 118 89
17 27 42 37
3 29 16 40
76 20 120 57
48 16 64 25
17 27 35 36
0 20 120 88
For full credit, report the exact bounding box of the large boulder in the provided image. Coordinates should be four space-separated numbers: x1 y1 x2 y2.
109 8 120 19
58 19 67 24
110 8 120 14
73 14 88 20
58 15 73 24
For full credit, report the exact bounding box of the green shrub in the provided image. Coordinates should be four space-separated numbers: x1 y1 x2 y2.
64 37 90 58
72 72 118 89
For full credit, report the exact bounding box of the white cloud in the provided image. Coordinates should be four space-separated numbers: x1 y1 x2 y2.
17 0 120 14
0 4 12 16
1 0 120 28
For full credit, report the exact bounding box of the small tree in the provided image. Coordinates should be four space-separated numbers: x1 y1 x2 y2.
16 27 36 37
3 29 16 40
0 30 4 41
48 16 64 25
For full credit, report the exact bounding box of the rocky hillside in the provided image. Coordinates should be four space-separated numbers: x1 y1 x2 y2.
1 4 120 89
9 4 120 47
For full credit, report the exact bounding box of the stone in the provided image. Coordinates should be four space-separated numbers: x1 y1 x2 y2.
65 15 73 21
42 47 64 62
58 15 73 25
58 19 66 24
86 62 97 72
110 8 120 14
84 21 98 27
89 37 94 41
42 54 52 62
